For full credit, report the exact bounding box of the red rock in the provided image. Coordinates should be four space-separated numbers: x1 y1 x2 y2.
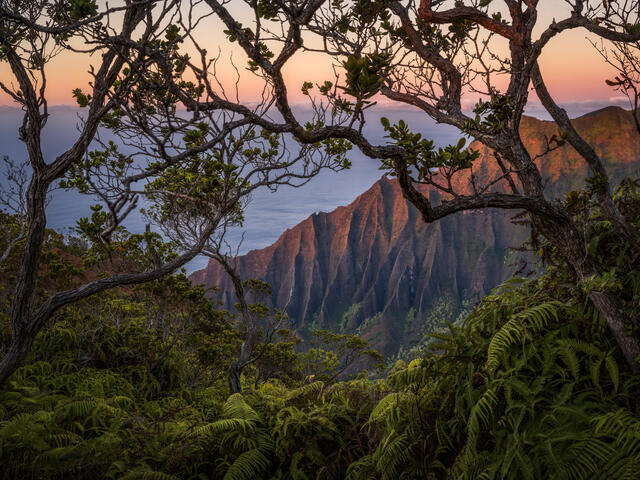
191 107 640 357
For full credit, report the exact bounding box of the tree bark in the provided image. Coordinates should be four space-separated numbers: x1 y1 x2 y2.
228 362 242 394
589 291 640 371
226 331 257 394
0 330 35 385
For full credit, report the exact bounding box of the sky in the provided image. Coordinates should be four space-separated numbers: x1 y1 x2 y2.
0 1 629 109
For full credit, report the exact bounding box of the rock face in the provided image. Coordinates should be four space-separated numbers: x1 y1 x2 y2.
190 107 640 357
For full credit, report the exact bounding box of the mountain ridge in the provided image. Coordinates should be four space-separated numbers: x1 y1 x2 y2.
190 106 640 357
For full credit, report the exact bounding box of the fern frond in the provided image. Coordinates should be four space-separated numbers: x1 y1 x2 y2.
222 448 271 480
467 387 499 450
390 364 429 388
192 418 256 437
285 381 325 402
374 430 413 480
222 394 260 422
604 355 620 392
368 393 398 424
558 341 581 380
593 409 640 456
486 301 562 373
345 455 375 480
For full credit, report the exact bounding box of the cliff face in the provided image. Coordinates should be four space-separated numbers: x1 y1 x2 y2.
190 107 640 357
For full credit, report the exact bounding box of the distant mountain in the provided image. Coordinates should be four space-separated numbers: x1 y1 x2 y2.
190 107 640 358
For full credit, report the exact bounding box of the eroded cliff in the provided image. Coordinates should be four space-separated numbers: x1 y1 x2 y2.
190 107 640 357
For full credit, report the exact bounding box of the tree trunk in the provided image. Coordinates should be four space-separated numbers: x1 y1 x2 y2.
1 174 49 386
216 254 258 395
228 362 242 394
589 290 640 372
0 333 33 385
227 336 255 394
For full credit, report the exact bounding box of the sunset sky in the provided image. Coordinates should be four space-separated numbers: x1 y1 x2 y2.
0 1 629 109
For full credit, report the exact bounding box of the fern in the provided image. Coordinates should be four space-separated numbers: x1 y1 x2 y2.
192 418 256 437
223 393 261 421
466 387 499 451
368 393 398 424
593 409 640 457
374 430 413 480
222 448 271 480
486 301 563 373
285 381 325 402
